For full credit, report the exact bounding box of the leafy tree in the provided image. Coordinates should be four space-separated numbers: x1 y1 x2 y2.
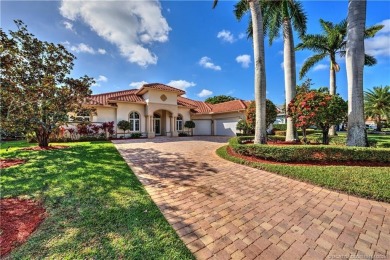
288 91 347 144
184 120 195 136
205 95 237 104
364 86 390 131
117 120 131 135
296 78 314 94
235 0 307 142
0 20 93 147
246 100 278 137
236 119 251 135
214 0 267 144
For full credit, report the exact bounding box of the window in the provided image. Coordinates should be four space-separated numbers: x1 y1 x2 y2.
129 112 140 131
176 114 183 131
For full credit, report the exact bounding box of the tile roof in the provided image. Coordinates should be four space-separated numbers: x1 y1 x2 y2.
85 84 249 114
136 83 186 95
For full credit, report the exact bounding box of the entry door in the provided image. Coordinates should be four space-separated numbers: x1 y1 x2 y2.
154 118 161 135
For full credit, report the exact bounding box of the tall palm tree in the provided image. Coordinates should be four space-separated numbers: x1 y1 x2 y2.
235 0 307 142
214 0 267 144
296 18 382 136
346 0 368 146
364 86 390 132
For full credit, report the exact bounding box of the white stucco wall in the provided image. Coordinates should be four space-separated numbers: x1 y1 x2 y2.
95 107 117 123
145 90 178 105
116 103 146 132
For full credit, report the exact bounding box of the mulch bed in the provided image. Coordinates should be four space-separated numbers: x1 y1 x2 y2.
227 146 390 167
0 159 26 169
20 145 69 151
0 198 46 257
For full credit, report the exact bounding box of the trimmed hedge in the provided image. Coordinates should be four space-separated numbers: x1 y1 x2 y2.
273 124 287 130
230 137 390 163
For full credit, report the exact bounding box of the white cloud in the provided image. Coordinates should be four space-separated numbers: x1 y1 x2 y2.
63 21 75 32
70 43 95 54
365 19 390 57
166 80 196 91
199 56 221 71
129 81 148 89
280 61 284 70
92 75 108 87
197 89 213 98
236 54 251 68
98 48 107 55
238 33 246 39
217 30 235 43
278 50 284 55
60 0 171 67
313 64 328 71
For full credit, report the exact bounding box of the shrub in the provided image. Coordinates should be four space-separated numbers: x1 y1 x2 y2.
274 130 286 136
130 132 142 138
184 120 195 129
117 120 131 134
273 124 287 131
230 137 390 163
178 132 188 137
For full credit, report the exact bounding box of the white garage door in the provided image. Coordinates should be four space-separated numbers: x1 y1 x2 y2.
215 118 239 136
193 120 212 135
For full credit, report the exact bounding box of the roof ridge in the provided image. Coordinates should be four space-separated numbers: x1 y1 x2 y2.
92 89 135 96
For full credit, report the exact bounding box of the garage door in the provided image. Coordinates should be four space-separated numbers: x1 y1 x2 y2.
215 118 239 136
193 120 212 135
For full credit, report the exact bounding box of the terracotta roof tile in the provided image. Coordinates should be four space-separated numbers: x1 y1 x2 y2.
209 100 247 114
108 93 145 103
87 89 138 106
136 83 186 95
177 97 212 113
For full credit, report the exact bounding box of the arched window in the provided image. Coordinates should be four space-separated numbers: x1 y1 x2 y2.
176 114 183 131
129 112 140 131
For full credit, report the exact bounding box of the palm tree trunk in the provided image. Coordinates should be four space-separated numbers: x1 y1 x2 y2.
249 0 267 144
346 0 368 147
283 19 298 142
328 66 337 136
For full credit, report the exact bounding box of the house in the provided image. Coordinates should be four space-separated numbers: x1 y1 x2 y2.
82 83 249 138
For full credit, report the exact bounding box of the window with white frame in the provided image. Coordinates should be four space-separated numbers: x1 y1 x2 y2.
176 114 183 131
129 112 140 131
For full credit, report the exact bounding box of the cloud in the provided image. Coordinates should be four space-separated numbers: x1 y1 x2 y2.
166 80 196 91
313 64 328 71
199 56 221 71
63 21 75 32
59 0 171 67
98 48 107 55
92 75 108 87
217 30 235 43
280 61 284 70
365 19 390 57
238 33 246 39
236 54 251 68
129 81 148 89
197 89 213 98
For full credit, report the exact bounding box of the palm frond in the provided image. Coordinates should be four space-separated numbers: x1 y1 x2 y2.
364 24 384 38
212 0 218 9
319 19 334 34
289 0 307 38
299 53 328 79
234 0 249 21
364 54 377 66
295 34 328 52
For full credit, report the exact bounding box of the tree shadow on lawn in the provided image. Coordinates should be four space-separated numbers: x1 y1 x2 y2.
1 142 194 259
118 147 219 191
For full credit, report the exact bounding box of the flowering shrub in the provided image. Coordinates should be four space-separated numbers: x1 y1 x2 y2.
288 91 347 144
245 100 278 134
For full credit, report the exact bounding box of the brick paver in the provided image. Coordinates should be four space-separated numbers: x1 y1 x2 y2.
113 136 390 260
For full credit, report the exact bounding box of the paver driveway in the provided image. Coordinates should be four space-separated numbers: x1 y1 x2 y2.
113 137 390 260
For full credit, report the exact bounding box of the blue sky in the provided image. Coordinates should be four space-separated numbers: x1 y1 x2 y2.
2 0 390 105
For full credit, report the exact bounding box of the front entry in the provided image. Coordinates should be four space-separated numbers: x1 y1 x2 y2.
153 114 161 135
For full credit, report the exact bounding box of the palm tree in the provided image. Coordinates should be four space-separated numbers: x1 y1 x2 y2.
346 0 367 146
214 0 267 144
296 18 382 136
364 86 390 132
235 0 307 142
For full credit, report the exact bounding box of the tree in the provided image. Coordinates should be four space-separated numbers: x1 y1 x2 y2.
296 18 382 136
0 21 93 147
296 78 314 94
288 91 347 144
245 100 278 137
184 120 195 136
346 0 368 147
235 0 307 142
364 86 390 131
205 95 237 104
236 119 251 135
117 120 131 135
214 0 267 144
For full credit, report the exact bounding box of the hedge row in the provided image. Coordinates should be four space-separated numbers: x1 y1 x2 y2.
273 129 320 136
230 137 390 163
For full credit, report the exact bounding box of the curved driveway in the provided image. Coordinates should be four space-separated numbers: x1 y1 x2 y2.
113 137 390 260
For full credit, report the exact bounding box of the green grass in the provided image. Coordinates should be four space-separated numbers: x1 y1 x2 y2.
1 140 194 259
217 145 390 202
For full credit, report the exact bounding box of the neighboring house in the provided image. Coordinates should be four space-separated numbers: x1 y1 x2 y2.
274 105 287 124
81 83 249 138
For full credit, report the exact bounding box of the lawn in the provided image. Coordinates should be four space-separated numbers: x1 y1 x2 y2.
1 141 193 259
217 144 390 203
